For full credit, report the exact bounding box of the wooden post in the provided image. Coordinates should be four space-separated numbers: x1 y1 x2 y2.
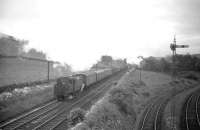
170 35 189 129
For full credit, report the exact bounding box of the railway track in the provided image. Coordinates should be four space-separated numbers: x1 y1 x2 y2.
138 95 170 130
138 83 200 130
181 89 200 130
0 99 60 130
32 71 125 130
138 85 188 130
51 71 124 130
0 70 126 130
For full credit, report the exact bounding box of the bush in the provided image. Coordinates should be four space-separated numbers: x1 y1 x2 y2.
83 100 125 130
109 88 134 116
184 73 199 81
69 108 86 126
142 92 150 97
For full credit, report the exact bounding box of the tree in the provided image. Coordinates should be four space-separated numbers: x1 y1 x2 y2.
159 58 170 72
141 57 170 72
101 55 113 64
23 48 47 59
0 36 28 56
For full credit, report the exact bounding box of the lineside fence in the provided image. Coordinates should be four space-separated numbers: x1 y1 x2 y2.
0 55 65 92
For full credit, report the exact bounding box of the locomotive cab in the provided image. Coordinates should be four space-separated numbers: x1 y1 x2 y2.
54 76 84 101
54 77 73 100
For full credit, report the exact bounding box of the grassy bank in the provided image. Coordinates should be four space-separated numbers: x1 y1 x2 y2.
0 82 55 122
71 69 150 129
71 69 198 130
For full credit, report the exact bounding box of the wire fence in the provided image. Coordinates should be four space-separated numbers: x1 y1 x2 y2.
0 55 63 92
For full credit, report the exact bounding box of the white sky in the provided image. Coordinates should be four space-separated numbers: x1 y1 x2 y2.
0 0 200 70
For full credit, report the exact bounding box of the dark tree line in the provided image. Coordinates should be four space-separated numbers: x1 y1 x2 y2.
140 54 200 72
0 34 72 74
0 35 46 59
0 36 27 56
175 54 200 71
91 55 127 69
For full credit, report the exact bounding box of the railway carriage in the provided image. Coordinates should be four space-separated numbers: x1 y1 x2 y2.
75 71 97 86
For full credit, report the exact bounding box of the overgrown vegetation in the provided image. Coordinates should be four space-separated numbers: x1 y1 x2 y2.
0 83 54 121
69 108 86 126
71 70 149 130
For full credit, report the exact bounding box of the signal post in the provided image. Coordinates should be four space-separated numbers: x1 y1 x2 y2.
170 36 189 130
170 36 189 78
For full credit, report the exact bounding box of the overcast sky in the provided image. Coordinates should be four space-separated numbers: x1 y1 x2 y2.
0 0 200 70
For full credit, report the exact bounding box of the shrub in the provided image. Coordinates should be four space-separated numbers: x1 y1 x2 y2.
184 73 199 81
142 92 150 97
84 100 125 130
69 108 86 126
108 88 136 117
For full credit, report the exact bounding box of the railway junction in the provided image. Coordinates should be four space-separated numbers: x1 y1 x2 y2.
0 68 200 130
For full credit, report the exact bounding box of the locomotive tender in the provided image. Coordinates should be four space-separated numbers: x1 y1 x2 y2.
54 67 124 101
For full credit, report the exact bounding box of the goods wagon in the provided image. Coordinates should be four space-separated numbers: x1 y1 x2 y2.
54 76 84 100
111 67 120 74
75 71 96 86
95 69 105 81
95 69 112 81
104 69 112 76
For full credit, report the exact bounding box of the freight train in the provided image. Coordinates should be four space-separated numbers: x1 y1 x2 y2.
54 67 126 101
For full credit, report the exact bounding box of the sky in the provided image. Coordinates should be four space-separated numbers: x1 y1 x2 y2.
0 0 200 70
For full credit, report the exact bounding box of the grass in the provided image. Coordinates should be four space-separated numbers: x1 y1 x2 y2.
0 83 55 122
